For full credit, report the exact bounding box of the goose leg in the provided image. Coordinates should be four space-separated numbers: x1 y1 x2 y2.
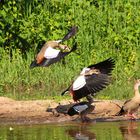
86 95 94 103
131 113 137 119
80 105 95 122
126 113 137 120
80 114 91 122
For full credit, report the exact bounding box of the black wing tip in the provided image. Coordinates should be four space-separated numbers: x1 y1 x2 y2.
101 57 115 67
107 57 115 66
88 57 115 68
61 92 65 96
61 89 68 96
102 57 116 73
115 108 125 116
105 58 115 74
30 60 38 69
70 42 77 52
62 25 78 42
87 58 115 76
61 85 71 96
69 25 78 31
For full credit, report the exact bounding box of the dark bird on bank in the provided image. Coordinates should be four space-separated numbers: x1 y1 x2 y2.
61 58 115 102
30 26 78 68
116 79 140 119
67 96 95 122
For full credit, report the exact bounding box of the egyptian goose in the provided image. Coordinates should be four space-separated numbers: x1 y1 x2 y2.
30 26 78 68
61 58 115 102
67 96 95 122
116 79 140 119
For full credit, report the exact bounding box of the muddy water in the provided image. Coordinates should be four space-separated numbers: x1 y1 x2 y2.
0 121 140 140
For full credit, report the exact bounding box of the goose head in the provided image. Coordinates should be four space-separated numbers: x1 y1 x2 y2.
80 67 90 75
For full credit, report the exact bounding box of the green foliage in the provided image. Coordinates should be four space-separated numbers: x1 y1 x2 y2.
0 0 140 100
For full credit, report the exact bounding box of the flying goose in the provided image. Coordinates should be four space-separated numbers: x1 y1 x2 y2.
30 26 78 68
116 79 140 119
61 58 115 102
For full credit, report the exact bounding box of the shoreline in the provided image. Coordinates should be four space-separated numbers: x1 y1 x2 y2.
0 97 139 125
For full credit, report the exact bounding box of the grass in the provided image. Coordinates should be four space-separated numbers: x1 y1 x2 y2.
0 47 139 100
0 0 140 100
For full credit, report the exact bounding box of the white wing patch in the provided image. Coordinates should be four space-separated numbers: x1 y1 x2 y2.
73 104 88 113
44 46 60 59
73 76 86 90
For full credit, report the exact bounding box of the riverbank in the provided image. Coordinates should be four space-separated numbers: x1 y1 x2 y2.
0 97 139 125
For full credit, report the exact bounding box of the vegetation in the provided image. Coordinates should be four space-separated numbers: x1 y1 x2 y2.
0 0 140 100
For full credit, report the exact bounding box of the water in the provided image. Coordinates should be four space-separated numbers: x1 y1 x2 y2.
0 121 140 140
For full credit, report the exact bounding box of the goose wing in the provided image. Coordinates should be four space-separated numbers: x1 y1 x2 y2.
85 73 110 96
67 102 88 116
84 58 115 95
87 58 115 75
70 74 110 101
61 26 78 42
62 58 115 100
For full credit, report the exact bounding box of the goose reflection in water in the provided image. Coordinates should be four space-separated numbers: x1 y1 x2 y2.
66 125 96 140
119 121 140 140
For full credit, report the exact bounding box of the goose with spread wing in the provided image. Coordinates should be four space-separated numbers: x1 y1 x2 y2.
30 26 78 68
61 58 115 102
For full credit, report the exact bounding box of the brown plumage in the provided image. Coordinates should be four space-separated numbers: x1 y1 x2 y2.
35 41 69 64
116 79 140 119
30 26 78 68
30 41 77 68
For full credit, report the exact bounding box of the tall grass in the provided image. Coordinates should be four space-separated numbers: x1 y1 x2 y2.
0 0 140 100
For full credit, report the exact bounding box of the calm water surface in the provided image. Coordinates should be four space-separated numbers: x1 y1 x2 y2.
0 121 140 140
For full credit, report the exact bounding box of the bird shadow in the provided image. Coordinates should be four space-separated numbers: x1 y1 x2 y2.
46 103 74 117
46 102 112 123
